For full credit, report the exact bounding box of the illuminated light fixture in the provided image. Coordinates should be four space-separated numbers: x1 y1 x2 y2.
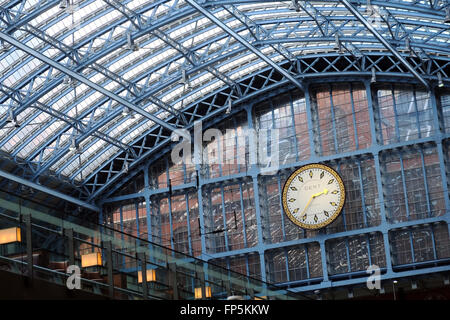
194 286 212 299
81 252 102 268
445 7 450 23
126 31 139 51
288 0 300 12
59 0 68 9
137 269 156 283
0 227 21 245
225 99 232 114
254 296 267 300
437 72 444 88
371 67 377 83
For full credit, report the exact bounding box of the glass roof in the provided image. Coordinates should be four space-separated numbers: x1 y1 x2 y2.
0 0 449 199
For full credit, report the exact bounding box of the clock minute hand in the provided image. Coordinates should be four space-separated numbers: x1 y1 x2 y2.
300 188 329 219
313 188 328 198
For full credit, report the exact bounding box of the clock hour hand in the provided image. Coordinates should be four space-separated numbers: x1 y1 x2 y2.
312 188 328 198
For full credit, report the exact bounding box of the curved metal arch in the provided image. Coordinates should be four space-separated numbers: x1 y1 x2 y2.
4 12 292 169
2 0 446 119
0 0 448 200
82 53 449 200
65 48 288 182
1 0 446 105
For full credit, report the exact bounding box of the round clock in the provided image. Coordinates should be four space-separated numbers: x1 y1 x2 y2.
282 163 346 230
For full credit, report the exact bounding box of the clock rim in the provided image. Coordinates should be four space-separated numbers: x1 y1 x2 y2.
281 163 346 230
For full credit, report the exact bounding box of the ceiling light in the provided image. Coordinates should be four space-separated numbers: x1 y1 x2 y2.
59 0 68 9
181 69 191 88
334 34 344 54
366 0 373 14
437 72 444 88
226 99 232 114
0 227 21 244
0 40 6 53
6 108 19 128
122 107 130 116
371 67 377 83
289 0 300 12
126 31 139 51
405 37 411 54
69 136 81 153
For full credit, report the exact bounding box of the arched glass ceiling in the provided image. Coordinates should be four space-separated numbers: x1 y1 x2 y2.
0 0 449 201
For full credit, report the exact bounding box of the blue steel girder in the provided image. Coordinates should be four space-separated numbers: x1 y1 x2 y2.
0 34 185 171
339 0 430 89
102 0 242 97
0 83 137 159
0 5 446 109
0 2 446 99
0 0 448 199
83 55 450 200
18 20 189 126
222 4 299 65
2 49 450 198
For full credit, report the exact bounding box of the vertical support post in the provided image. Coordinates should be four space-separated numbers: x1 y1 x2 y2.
304 83 319 158
104 240 114 299
248 287 255 300
224 279 231 297
198 270 206 300
65 228 75 267
23 214 33 280
168 262 179 299
319 240 329 285
139 252 148 300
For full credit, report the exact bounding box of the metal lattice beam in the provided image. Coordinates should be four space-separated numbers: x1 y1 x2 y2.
184 0 305 92
339 0 431 89
0 32 184 135
0 169 99 211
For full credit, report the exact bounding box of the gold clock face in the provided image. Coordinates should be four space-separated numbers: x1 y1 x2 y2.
282 163 346 230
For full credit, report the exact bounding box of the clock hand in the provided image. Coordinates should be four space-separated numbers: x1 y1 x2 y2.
312 188 328 198
299 188 329 219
